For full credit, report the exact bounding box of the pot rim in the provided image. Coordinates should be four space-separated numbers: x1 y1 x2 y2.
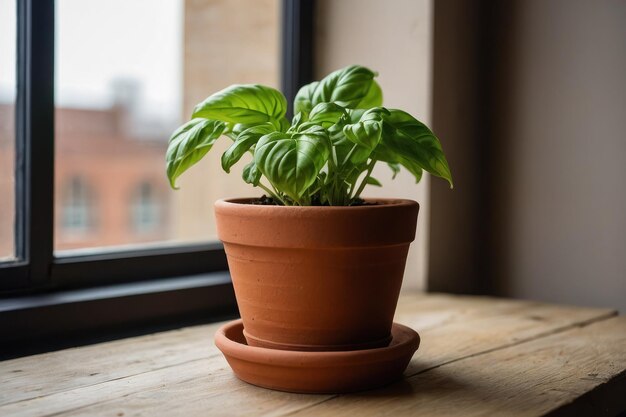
216 197 418 211
215 197 419 247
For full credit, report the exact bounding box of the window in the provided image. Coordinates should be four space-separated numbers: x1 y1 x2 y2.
0 0 313 345
130 182 161 234
61 176 95 236
54 0 283 251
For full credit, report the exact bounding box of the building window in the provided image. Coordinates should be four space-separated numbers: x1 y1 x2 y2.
131 182 160 234
62 176 94 234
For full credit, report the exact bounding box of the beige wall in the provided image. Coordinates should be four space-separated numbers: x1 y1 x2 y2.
490 0 626 311
316 0 433 289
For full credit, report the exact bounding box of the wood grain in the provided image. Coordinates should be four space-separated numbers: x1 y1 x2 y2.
290 316 626 417
0 323 223 405
0 293 621 417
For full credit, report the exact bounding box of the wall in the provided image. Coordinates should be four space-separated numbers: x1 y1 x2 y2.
315 0 433 289
489 0 626 311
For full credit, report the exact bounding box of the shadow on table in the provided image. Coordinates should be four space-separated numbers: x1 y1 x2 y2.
351 363 472 398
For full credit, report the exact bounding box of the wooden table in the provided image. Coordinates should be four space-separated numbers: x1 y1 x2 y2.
1 292 625 416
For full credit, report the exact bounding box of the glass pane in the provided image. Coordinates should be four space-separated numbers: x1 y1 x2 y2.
0 0 16 261
54 0 280 252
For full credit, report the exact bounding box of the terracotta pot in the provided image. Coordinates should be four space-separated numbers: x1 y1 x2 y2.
214 198 419 352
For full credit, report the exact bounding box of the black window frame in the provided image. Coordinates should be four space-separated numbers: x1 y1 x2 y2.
0 0 315 351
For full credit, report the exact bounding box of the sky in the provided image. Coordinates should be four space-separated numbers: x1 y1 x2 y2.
0 0 183 122
0 0 16 102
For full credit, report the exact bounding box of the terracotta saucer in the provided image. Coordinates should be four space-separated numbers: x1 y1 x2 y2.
214 319 420 394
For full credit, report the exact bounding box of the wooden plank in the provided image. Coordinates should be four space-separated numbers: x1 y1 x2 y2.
289 316 626 417
0 323 223 406
0 356 326 417
0 294 615 417
395 294 617 376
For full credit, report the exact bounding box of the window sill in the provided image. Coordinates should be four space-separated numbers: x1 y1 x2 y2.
0 272 237 359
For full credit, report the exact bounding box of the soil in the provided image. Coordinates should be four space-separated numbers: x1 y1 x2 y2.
249 195 378 206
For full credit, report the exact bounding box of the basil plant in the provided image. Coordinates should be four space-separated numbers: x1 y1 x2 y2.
166 65 452 206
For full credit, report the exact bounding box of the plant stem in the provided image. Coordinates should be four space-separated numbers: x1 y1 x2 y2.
351 159 377 201
247 149 288 205
331 146 339 168
345 166 360 196
258 182 286 205
342 143 358 167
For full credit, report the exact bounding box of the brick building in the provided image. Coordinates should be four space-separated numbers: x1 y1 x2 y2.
0 102 170 254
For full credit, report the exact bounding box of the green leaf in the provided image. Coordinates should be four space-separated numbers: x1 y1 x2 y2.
330 134 369 167
343 107 388 150
379 109 452 186
329 108 372 166
373 143 423 183
166 119 226 189
254 126 330 201
293 81 319 116
366 176 382 187
288 113 322 134
294 65 382 114
242 161 262 186
290 112 306 131
346 108 367 123
308 102 346 128
387 162 400 179
221 123 275 173
293 121 322 133
358 80 383 109
344 161 368 184
227 123 252 139
192 84 287 125
278 117 290 132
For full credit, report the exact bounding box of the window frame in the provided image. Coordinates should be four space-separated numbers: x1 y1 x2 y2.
0 0 315 349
